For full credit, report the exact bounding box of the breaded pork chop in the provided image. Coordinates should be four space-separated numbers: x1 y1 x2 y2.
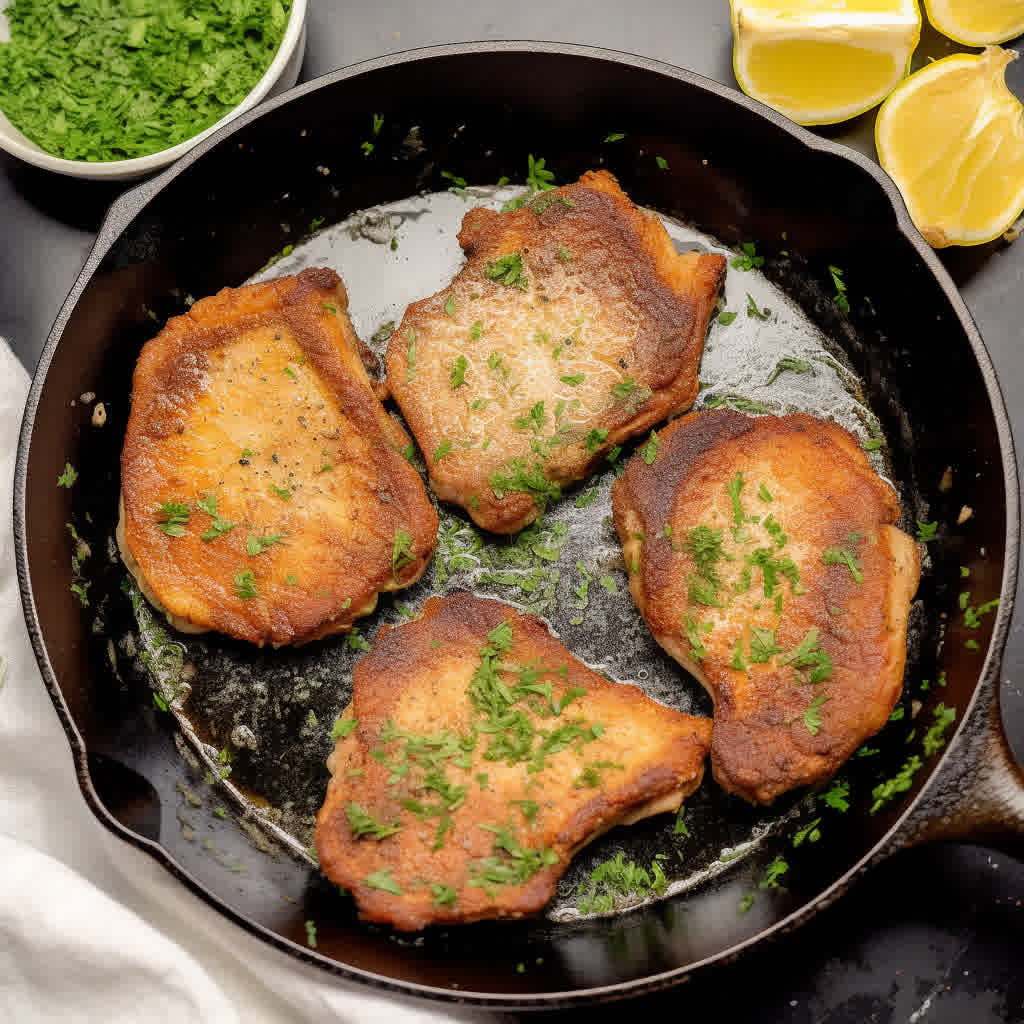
119 268 437 647
385 170 726 534
314 593 712 930
612 411 920 804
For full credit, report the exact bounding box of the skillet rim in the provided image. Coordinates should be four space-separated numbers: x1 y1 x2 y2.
12 40 1021 1008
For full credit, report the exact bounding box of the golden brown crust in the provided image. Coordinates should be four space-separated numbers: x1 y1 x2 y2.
612 410 920 804
384 170 726 534
120 268 438 647
314 593 711 930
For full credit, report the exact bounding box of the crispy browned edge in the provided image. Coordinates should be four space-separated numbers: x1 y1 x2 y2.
121 267 438 646
314 592 713 929
612 409 921 803
384 170 727 534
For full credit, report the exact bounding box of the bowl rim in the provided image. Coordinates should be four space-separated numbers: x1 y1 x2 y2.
0 0 307 179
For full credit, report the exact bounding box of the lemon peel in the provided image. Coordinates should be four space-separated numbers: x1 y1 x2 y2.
924 0 1024 47
731 0 922 126
876 46 1024 248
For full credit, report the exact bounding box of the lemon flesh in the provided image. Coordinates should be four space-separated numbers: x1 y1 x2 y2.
732 1 922 126
925 0 1024 47
876 47 1024 247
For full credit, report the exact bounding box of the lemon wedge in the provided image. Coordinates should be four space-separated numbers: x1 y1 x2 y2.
924 0 1024 47
731 0 922 125
876 46 1024 247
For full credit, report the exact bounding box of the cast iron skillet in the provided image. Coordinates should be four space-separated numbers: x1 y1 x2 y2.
13 42 1024 1009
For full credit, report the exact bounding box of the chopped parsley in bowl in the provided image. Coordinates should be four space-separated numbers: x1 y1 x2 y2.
0 0 306 179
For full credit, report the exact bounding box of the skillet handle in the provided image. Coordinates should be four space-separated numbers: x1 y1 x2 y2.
893 672 1024 855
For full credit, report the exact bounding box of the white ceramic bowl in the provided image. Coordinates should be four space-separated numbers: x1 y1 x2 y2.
0 0 307 180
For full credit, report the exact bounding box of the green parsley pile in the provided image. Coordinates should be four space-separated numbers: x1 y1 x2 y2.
0 0 291 162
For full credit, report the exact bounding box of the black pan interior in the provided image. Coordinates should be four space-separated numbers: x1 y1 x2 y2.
17 47 1012 1005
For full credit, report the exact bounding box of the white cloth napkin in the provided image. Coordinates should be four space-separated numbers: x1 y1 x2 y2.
0 340 483 1024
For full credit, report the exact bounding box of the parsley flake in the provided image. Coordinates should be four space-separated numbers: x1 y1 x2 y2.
485 252 527 290
246 533 284 556
365 870 402 894
731 242 765 271
156 501 190 536
57 462 78 488
234 569 258 600
450 354 468 389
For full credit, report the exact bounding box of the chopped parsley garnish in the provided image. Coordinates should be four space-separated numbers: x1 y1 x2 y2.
234 569 258 600
331 717 359 740
642 430 659 464
365 869 402 894
870 756 922 813
489 457 561 508
765 357 813 386
450 354 468 389
779 628 833 684
576 851 668 914
514 401 546 433
488 351 509 378
802 693 831 735
916 520 938 542
525 153 556 191
599 575 617 595
749 626 782 663
346 802 402 840
821 779 850 811
758 483 773 502
717 311 737 326
433 440 453 462
730 638 748 672
793 818 822 846
153 692 168 712
57 462 78 488
759 856 789 889
470 320 483 341
604 132 625 142
270 484 291 500
611 376 649 405
574 761 623 789
560 373 584 386
530 193 576 215
673 807 690 837
197 494 235 540
283 365 298 380
305 920 317 949
156 501 190 536
922 703 956 756
731 241 764 271
557 245 573 263
829 265 850 314
485 252 527 290
246 533 284 555
444 294 457 317
684 616 712 661
347 628 371 653
823 544 863 583
0 1 292 162
655 155 669 170
441 170 468 195
392 528 415 577
360 140 374 156
746 293 770 321
584 428 608 453
285 573 298 586
431 883 457 907
686 525 725 588
864 437 884 451
469 825 559 892
727 472 745 525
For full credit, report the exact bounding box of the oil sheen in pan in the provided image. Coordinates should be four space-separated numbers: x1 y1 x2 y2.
132 185 897 923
